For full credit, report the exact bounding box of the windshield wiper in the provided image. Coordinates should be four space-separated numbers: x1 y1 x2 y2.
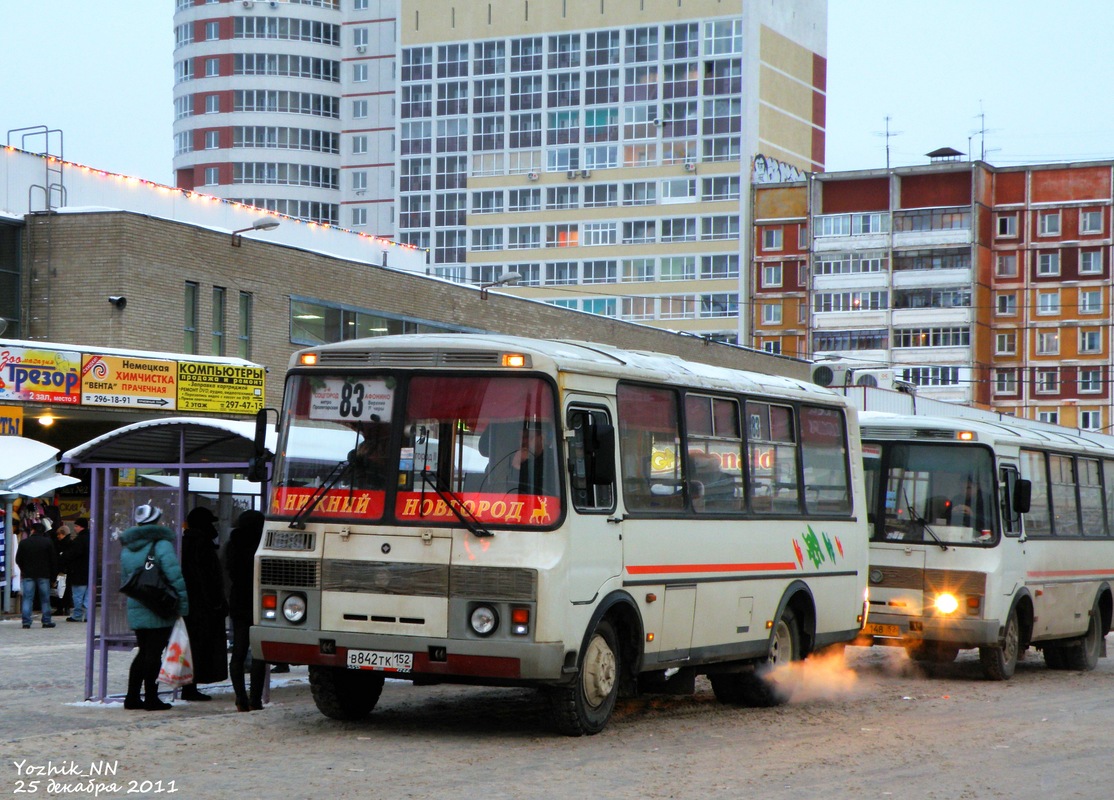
418 468 493 538
903 489 948 551
288 456 355 530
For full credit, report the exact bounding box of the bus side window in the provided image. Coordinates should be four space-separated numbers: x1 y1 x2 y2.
567 407 616 513
1000 466 1021 536
617 384 684 512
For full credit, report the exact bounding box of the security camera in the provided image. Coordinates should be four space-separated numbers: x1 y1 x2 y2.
108 296 127 310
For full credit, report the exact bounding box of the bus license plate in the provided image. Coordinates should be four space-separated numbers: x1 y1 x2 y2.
346 649 413 672
864 623 901 638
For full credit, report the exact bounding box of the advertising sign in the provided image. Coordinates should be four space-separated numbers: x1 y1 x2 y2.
177 362 265 415
81 354 178 410
0 405 22 435
0 345 81 405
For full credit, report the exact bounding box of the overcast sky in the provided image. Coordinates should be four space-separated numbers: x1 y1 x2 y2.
1 1 1111 185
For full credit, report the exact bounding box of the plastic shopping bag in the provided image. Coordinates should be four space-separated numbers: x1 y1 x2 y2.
158 618 195 688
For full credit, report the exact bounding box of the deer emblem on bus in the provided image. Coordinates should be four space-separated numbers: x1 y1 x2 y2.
530 498 551 525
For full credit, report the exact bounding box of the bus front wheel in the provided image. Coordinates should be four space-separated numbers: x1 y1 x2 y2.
309 665 385 721
979 607 1020 680
548 619 620 736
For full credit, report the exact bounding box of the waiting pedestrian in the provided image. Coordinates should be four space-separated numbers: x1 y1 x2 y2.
66 518 92 622
15 521 57 629
225 510 267 711
179 506 229 701
120 504 189 711
51 517 73 617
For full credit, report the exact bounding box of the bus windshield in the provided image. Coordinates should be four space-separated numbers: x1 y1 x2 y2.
866 442 997 545
270 372 561 527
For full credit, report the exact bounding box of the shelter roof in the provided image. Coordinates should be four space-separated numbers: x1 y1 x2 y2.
64 417 275 467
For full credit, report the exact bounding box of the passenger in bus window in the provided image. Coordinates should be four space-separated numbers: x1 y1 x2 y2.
481 421 555 495
349 422 392 489
949 477 989 531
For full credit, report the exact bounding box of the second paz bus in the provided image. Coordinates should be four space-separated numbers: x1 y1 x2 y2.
850 393 1114 679
250 334 869 734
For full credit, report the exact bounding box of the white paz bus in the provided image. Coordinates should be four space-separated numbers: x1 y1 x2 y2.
856 403 1114 679
251 335 868 734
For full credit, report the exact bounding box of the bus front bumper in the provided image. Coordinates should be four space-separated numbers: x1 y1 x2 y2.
861 612 1001 649
250 625 570 683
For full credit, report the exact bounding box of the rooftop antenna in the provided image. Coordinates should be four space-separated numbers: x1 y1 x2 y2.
874 116 902 170
972 101 997 162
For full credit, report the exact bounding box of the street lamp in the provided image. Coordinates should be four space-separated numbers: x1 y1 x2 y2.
480 271 522 300
231 218 281 247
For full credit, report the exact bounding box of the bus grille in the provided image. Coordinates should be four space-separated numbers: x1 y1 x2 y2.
451 566 537 601
323 560 448 596
260 557 319 588
265 530 315 551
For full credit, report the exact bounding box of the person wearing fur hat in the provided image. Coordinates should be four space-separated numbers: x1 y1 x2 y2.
119 505 189 710
16 521 58 629
179 506 229 701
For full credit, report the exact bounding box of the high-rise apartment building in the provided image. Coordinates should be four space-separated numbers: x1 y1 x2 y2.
173 0 827 343
752 158 1114 430
172 0 396 235
398 0 826 343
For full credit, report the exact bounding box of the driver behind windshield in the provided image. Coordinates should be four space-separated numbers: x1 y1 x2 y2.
482 421 557 496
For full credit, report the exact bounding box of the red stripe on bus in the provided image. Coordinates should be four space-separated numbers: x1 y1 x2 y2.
626 562 797 575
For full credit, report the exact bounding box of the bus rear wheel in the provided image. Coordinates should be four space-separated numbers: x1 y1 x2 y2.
1062 599 1103 672
548 619 620 736
711 608 800 707
309 665 385 721
979 607 1020 680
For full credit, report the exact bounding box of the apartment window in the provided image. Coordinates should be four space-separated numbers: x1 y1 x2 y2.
1080 329 1102 354
584 184 618 208
660 256 695 281
211 286 226 356
471 228 503 252
1038 211 1061 236
1037 291 1060 315
205 58 220 77
1037 411 1060 424
624 181 656 206
545 186 577 210
1035 368 1059 394
661 218 697 243
622 220 655 244
354 0 369 9
353 99 368 119
996 293 1017 316
352 135 368 154
237 291 253 359
583 260 617 284
761 303 782 325
510 188 542 212
1079 368 1103 393
700 293 738 318
354 27 369 48
996 213 1017 237
204 167 220 185
1037 251 1060 276
545 261 577 285
1081 210 1103 234
994 369 1017 395
205 130 220 149
762 264 783 288
471 190 502 214
701 255 738 280
1080 410 1102 431
995 332 1017 355
353 62 368 82
508 226 541 249
762 228 783 251
1080 249 1103 274
762 341 782 355
1080 289 1103 314
351 207 367 227
184 282 199 354
996 253 1018 278
582 222 616 246
205 94 220 114
702 216 739 241
1036 331 1059 355
622 258 654 282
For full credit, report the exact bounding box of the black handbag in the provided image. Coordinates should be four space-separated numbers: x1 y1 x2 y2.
121 542 179 618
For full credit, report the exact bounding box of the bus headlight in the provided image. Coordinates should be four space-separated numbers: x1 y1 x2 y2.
470 605 498 636
282 593 307 624
934 593 960 615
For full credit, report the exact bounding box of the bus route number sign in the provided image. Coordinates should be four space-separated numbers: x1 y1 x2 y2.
309 378 393 422
346 649 413 673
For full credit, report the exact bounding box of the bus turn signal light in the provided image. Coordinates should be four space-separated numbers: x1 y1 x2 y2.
262 592 278 620
502 353 527 368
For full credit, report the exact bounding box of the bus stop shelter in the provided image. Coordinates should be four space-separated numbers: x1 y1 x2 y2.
62 417 275 701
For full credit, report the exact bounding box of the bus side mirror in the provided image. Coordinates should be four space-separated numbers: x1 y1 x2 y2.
1013 479 1032 514
248 407 277 483
590 422 616 485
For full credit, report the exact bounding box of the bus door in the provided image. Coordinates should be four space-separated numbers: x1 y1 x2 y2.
564 402 622 603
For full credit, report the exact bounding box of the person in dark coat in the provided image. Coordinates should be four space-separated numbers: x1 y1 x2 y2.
179 506 229 701
224 510 267 711
65 518 92 622
119 505 189 710
16 521 58 628
50 517 72 616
